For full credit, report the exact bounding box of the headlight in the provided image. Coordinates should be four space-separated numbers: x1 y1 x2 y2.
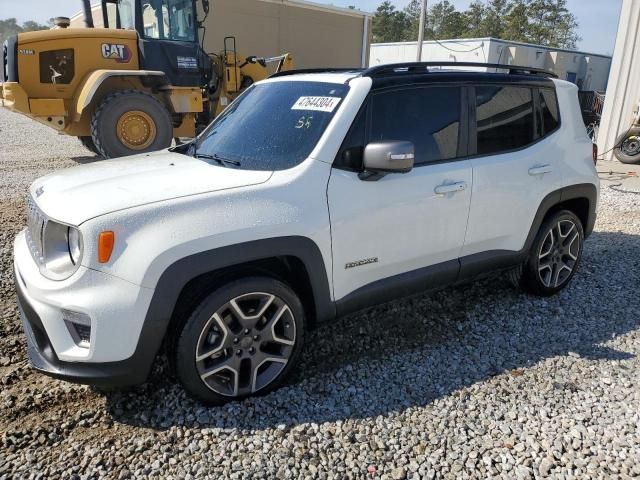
41 221 83 280
68 227 82 266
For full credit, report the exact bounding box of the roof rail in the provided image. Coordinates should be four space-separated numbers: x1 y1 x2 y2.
361 62 558 78
269 67 363 78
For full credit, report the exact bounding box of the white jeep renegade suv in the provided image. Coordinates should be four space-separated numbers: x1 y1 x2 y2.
14 63 599 404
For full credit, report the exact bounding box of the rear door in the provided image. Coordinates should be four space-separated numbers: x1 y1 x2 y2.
461 83 564 266
328 85 473 305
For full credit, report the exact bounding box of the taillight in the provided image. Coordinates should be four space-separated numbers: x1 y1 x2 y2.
592 143 598 164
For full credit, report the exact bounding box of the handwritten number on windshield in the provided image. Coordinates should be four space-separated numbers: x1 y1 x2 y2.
295 115 313 129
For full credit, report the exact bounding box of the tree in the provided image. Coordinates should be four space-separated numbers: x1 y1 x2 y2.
0 18 50 45
464 1 488 38
544 0 581 48
428 1 467 40
480 0 511 38
502 0 530 43
372 1 412 43
371 0 581 49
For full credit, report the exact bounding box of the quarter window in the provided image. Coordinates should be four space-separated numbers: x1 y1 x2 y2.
370 87 462 165
475 86 534 156
539 88 560 135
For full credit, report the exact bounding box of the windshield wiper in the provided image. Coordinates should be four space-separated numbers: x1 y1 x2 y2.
193 153 241 167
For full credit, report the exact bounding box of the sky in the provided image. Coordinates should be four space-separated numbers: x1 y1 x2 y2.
0 0 623 55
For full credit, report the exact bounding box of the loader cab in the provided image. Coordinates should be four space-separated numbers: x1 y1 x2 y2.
102 0 210 87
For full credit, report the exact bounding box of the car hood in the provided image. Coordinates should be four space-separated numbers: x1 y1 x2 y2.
30 151 273 225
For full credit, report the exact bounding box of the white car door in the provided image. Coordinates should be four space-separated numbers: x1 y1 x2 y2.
461 84 564 270
327 85 473 311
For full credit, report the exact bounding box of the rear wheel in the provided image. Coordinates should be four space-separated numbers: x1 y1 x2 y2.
91 90 173 159
513 210 584 296
174 277 305 405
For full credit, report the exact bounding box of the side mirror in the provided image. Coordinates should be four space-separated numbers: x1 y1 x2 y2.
359 141 414 181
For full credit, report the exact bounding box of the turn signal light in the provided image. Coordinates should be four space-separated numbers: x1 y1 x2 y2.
98 231 115 263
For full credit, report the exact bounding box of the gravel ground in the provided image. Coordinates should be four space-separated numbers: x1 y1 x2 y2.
1 107 640 479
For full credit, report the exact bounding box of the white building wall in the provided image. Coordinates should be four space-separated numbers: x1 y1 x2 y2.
597 0 640 160
370 38 611 91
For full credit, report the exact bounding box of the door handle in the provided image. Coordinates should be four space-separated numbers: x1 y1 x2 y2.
434 181 467 195
528 164 553 176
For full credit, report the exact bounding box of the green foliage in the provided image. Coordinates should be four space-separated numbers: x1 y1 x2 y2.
0 18 50 45
372 0 581 49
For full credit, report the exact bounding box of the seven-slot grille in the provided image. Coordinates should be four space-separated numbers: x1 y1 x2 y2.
25 195 47 265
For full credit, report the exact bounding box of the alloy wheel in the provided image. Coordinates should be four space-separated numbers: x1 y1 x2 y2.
195 292 296 397
537 219 581 288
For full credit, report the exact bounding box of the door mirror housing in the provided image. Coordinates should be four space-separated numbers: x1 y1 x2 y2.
359 141 415 181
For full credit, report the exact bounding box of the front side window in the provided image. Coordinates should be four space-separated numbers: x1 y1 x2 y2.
113 0 135 30
141 0 195 41
475 85 534 156
194 81 349 171
370 87 462 165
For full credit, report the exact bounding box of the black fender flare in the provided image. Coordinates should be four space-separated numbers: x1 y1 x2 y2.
128 236 335 381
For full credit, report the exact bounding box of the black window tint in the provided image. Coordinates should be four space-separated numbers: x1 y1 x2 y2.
539 88 560 134
370 87 461 165
475 86 534 155
335 107 366 170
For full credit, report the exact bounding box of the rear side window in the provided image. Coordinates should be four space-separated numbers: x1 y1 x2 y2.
475 86 534 156
370 87 462 165
539 88 560 135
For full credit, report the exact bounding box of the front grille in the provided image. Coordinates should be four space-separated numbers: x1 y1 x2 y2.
1 40 7 83
25 195 47 265
2 35 18 83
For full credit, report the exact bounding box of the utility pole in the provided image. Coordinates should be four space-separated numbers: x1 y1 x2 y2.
416 0 427 61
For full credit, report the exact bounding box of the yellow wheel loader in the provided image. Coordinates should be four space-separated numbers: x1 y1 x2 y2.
0 0 293 158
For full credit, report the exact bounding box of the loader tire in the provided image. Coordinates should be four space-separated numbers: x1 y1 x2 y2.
91 90 173 159
78 136 101 156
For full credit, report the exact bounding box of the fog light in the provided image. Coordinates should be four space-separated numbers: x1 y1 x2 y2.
62 309 91 348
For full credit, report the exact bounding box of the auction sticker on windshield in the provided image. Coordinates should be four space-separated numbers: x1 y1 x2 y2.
291 96 341 112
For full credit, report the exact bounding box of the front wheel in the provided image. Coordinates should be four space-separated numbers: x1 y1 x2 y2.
90 90 173 159
174 277 305 405
513 210 585 296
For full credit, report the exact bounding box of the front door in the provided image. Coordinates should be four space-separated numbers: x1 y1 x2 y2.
328 85 473 307
137 0 203 87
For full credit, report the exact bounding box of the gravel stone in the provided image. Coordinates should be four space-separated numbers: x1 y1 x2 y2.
1 107 640 478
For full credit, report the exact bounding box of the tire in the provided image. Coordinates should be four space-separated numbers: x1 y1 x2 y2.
78 136 101 156
613 126 640 164
174 277 305 405
90 89 173 159
516 210 585 296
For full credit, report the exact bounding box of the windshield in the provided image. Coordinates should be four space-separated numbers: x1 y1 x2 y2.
193 81 349 171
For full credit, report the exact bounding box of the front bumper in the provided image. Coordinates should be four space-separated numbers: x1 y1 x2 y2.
14 230 156 387
15 268 147 387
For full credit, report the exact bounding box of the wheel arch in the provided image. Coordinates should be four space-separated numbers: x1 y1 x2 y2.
72 69 169 123
525 183 598 253
128 236 335 381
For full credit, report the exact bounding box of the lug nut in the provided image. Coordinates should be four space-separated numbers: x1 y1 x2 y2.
236 349 242 355
244 328 250 334
233 338 239 343
249 347 255 354
253 335 259 341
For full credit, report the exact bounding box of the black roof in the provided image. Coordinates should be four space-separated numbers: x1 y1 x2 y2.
269 62 558 88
